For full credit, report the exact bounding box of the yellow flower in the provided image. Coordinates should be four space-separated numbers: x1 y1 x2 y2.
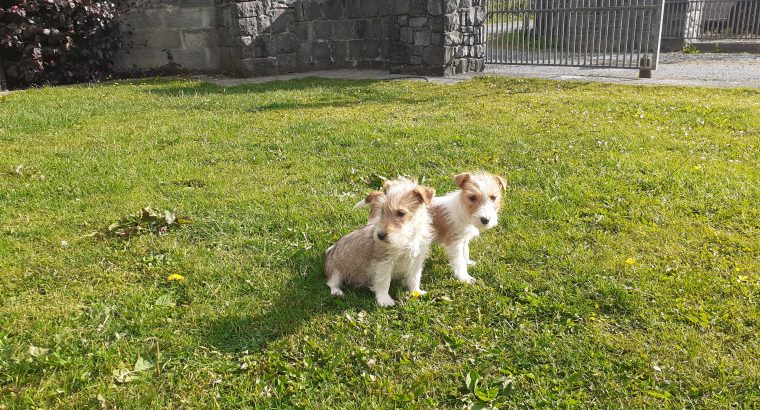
411 290 421 298
625 258 636 265
735 267 742 272
692 165 702 171
167 273 185 282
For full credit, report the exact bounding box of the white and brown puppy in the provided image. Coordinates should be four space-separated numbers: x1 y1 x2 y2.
325 178 435 307
430 172 506 283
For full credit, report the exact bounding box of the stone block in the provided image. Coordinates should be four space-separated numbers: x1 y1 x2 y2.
430 32 444 46
241 57 278 76
182 0 212 6
171 48 216 70
130 29 182 50
368 17 383 38
409 45 423 56
428 0 443 15
443 0 457 13
422 46 444 65
270 9 290 33
257 15 272 33
275 32 296 53
414 31 430 46
392 0 410 14
313 20 333 39
331 40 348 62
254 35 275 57
165 8 207 28
277 53 298 74
312 41 333 67
444 31 462 45
410 55 422 64
344 0 362 18
348 39 364 60
364 39 380 59
237 1 266 18
323 0 344 19
234 17 258 36
400 27 413 43
296 42 313 65
295 21 310 39
182 29 213 49
360 0 378 17
474 6 486 24
390 44 409 64
335 20 354 38
409 17 427 27
355 19 368 37
303 2 323 20
397 15 408 26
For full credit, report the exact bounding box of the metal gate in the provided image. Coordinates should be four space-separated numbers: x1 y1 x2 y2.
485 0 666 71
662 0 760 41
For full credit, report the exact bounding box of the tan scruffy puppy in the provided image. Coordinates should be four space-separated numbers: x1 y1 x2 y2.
430 172 506 283
325 178 435 307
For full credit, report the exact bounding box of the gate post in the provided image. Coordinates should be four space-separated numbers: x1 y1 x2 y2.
0 56 7 92
391 0 486 76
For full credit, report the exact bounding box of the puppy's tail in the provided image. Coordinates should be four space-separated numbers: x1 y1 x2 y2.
325 244 336 256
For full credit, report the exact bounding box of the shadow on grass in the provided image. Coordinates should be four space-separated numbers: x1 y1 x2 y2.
203 248 376 353
141 77 436 113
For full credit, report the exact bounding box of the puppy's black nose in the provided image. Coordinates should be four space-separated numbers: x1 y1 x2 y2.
480 217 490 225
377 232 388 241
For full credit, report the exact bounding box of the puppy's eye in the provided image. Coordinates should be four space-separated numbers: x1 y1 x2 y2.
489 195 497 201
468 195 477 202
396 210 406 217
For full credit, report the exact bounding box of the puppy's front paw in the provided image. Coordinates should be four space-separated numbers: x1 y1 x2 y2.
466 259 476 266
375 294 396 307
330 287 344 297
455 274 476 284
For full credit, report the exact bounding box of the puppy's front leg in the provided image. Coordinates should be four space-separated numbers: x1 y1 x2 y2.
405 256 427 296
463 237 475 266
371 261 396 307
447 241 475 284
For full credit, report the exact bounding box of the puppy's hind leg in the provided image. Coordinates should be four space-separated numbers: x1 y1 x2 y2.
326 270 344 297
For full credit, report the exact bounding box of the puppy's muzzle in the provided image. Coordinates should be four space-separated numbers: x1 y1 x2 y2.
480 217 490 225
376 231 388 241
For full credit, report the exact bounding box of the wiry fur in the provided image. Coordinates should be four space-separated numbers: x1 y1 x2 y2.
327 178 435 307
430 172 506 283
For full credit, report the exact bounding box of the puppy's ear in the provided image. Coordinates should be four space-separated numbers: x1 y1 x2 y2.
413 186 435 206
454 173 471 188
382 179 394 193
354 191 384 209
493 175 507 191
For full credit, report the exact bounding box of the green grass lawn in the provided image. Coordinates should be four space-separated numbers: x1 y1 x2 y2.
0 76 758 408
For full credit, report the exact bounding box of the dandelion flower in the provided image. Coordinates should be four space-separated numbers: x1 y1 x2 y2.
692 165 702 171
167 273 185 282
625 258 636 265
411 290 421 298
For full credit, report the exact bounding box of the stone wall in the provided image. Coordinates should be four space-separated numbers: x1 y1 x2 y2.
219 0 394 76
391 0 486 75
115 0 485 76
114 0 219 72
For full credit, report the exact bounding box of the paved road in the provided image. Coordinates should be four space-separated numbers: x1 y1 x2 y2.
481 52 760 88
